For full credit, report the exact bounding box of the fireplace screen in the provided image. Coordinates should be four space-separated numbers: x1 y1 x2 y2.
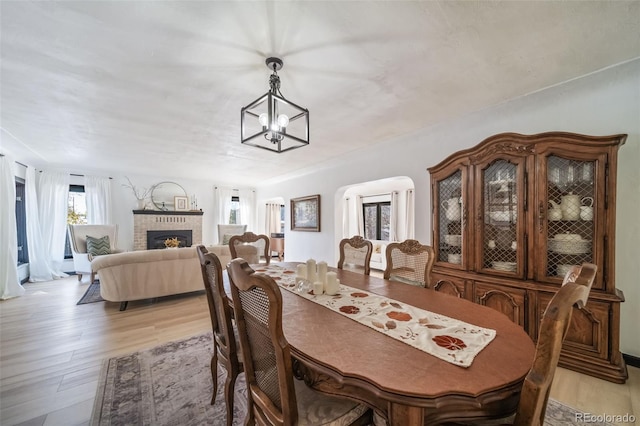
147 230 193 250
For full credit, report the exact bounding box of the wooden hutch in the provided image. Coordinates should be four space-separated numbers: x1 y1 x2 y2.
428 132 627 383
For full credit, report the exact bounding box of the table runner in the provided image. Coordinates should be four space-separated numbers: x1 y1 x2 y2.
255 265 496 367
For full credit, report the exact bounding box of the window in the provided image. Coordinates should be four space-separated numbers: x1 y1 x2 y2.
15 178 28 265
363 202 390 241
280 204 285 233
229 195 240 224
64 185 86 258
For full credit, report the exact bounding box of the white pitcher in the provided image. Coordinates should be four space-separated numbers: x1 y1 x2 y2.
442 197 461 221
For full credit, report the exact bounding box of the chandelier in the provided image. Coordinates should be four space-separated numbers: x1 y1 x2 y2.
241 57 309 153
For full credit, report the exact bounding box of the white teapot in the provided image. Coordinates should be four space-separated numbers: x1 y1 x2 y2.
442 197 461 221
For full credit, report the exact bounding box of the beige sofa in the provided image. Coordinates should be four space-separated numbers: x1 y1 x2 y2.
91 245 258 310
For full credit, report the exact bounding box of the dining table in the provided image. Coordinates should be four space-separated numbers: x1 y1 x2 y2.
224 262 535 426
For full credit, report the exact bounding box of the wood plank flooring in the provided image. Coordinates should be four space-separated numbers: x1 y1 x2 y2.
1 276 638 425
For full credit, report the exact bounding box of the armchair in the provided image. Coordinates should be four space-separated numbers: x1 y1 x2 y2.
68 224 122 283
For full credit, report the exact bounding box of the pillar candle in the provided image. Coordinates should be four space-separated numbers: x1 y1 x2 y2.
325 272 338 295
313 281 324 295
296 264 307 279
317 261 328 284
306 259 317 283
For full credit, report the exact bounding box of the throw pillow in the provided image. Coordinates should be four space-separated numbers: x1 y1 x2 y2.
222 234 235 245
86 235 111 257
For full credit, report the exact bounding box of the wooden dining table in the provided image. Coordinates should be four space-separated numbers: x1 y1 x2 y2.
224 262 535 425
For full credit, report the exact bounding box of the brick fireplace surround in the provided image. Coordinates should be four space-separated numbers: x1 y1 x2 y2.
132 210 204 251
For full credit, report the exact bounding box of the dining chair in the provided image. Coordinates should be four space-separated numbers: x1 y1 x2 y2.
196 245 244 426
383 239 435 287
229 232 271 265
510 263 597 426
226 258 372 426
338 235 373 275
451 263 597 426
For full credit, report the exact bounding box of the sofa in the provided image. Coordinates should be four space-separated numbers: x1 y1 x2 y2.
91 247 204 310
91 243 259 310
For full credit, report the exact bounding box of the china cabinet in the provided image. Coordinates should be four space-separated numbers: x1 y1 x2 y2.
428 132 627 383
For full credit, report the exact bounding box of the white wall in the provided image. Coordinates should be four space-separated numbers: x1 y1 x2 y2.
255 59 640 357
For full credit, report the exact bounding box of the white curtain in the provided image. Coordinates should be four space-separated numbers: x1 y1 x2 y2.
0 155 25 299
214 186 234 243
25 167 62 281
356 196 364 236
37 171 69 276
265 203 281 236
238 188 256 231
342 197 351 238
85 175 112 224
389 191 399 242
404 189 415 240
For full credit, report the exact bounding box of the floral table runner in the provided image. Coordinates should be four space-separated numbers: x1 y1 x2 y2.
255 265 496 367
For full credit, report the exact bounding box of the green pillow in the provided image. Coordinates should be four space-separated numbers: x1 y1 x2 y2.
86 235 111 257
222 234 235 245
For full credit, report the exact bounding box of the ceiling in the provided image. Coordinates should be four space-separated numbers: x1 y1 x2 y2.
2 1 639 187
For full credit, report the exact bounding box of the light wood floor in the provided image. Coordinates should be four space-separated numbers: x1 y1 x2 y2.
0 276 638 426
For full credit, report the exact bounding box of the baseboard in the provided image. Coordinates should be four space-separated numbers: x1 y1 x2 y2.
623 353 640 368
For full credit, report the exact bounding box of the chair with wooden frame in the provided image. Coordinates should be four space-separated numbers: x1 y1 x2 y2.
196 245 244 426
455 263 597 426
510 263 597 426
229 232 271 265
383 239 435 288
338 236 373 276
226 259 372 426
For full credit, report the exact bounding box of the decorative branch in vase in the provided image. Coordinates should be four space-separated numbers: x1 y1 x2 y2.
122 177 152 210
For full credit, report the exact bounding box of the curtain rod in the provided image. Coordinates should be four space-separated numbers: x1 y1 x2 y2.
0 153 28 168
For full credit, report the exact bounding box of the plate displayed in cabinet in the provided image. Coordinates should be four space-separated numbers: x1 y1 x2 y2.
548 239 591 255
492 261 516 272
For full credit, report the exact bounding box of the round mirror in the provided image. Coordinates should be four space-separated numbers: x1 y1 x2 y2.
151 181 188 211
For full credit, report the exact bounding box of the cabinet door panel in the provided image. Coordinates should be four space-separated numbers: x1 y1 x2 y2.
473 156 528 279
432 167 469 269
534 148 607 289
538 292 610 360
474 282 526 327
431 273 465 298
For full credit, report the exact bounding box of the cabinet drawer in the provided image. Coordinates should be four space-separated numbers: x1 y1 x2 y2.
474 282 526 327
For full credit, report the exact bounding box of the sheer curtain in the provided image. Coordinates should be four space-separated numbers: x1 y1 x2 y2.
214 186 234 242
37 171 70 276
389 191 399 242
265 203 281 236
356 196 364 236
25 167 62 281
0 155 25 299
404 189 415 240
238 188 256 231
342 197 351 238
85 175 112 224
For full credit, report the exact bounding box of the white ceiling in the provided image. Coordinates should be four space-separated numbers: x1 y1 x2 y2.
2 1 639 187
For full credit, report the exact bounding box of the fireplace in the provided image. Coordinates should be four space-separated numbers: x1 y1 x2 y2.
147 230 193 250
133 210 203 251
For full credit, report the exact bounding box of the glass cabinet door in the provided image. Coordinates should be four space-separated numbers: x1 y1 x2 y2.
436 170 464 266
477 159 524 276
544 155 597 282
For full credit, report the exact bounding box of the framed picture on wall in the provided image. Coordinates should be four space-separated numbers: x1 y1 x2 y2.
291 194 320 232
174 196 189 211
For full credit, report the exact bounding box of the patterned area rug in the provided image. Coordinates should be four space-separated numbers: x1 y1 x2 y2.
77 280 105 305
90 333 611 426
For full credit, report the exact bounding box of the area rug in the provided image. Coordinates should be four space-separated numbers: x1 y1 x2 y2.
90 332 611 426
77 280 105 305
